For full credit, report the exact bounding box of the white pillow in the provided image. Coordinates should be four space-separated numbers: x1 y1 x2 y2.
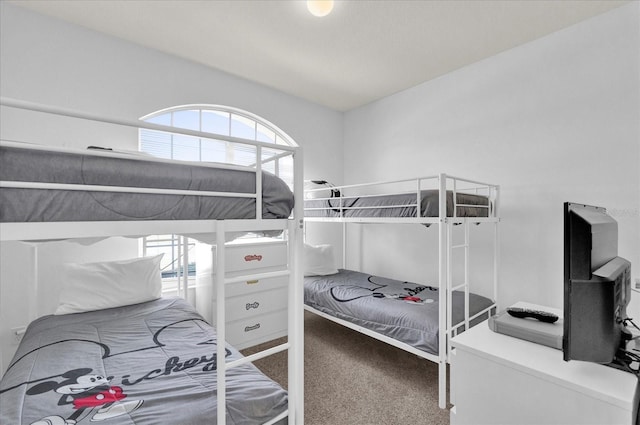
55 254 164 315
304 243 338 277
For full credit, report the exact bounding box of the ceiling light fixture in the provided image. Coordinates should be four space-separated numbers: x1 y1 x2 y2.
307 0 334 18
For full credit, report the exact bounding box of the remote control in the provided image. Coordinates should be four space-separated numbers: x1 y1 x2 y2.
506 307 559 323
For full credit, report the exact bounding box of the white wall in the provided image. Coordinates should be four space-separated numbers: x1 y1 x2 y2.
0 3 343 374
342 3 640 312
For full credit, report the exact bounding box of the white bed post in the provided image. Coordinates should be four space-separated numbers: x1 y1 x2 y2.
446 222 454 353
342 221 347 269
437 173 448 409
464 221 470 330
177 236 183 298
30 244 39 322
287 219 301 425
493 185 501 308
256 146 263 220
182 236 189 301
290 147 304 424
215 222 227 425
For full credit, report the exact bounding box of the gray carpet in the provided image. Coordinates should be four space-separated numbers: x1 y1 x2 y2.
243 311 451 425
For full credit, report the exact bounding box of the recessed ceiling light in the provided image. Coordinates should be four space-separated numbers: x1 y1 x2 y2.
307 0 334 18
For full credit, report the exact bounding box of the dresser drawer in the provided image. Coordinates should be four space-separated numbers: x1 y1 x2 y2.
226 309 288 348
198 276 288 300
226 275 287 297
196 241 288 276
225 286 288 322
224 241 287 273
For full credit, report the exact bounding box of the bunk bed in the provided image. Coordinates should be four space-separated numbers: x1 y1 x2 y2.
0 97 304 425
303 175 500 410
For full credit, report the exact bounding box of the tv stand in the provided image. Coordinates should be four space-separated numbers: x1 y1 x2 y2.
450 322 638 425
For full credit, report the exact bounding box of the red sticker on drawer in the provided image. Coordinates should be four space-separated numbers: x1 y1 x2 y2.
244 254 263 262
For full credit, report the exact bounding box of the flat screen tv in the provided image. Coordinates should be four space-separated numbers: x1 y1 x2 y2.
563 202 634 370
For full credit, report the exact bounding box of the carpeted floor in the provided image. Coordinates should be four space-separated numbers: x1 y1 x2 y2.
243 311 451 425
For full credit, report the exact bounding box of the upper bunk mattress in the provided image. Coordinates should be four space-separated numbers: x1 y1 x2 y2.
304 269 495 355
0 297 288 424
304 190 489 219
0 144 294 222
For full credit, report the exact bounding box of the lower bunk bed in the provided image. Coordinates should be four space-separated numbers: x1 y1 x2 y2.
0 297 288 425
304 269 495 356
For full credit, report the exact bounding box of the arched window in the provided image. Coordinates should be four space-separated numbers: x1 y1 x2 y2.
139 104 296 186
139 105 297 295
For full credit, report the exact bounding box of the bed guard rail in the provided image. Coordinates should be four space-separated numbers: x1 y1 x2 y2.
304 174 500 221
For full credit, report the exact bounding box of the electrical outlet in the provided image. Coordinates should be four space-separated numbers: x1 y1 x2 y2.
11 327 26 345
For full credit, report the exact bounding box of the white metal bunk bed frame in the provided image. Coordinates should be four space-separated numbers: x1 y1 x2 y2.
0 97 304 425
304 175 500 410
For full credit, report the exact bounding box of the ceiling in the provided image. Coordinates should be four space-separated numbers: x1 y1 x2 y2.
9 0 630 111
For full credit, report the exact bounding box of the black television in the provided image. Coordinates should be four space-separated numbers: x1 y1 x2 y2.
563 202 634 371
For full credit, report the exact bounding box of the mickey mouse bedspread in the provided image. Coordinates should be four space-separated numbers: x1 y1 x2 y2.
0 297 287 425
304 269 495 355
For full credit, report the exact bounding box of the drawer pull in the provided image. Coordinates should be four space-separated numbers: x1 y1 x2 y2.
246 301 260 311
246 279 259 285
244 254 263 262
244 323 261 332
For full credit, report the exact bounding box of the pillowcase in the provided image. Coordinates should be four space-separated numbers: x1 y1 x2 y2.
304 243 338 277
55 254 164 315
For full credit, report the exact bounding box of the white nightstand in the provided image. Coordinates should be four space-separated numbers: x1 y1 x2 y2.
450 321 638 425
195 239 289 349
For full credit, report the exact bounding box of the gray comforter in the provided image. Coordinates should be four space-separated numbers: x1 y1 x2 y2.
304 269 495 355
0 144 294 222
0 297 287 425
304 190 489 218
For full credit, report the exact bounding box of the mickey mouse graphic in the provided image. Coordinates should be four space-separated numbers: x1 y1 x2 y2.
329 273 436 304
26 368 143 424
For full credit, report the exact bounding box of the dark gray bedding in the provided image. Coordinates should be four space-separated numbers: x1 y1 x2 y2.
0 144 294 222
0 297 287 425
304 269 495 355
304 190 489 218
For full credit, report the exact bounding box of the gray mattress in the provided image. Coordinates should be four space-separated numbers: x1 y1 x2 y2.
0 297 287 425
304 190 489 218
0 145 294 222
304 269 495 355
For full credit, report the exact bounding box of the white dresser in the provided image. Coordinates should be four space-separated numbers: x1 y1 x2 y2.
450 322 638 425
195 239 289 350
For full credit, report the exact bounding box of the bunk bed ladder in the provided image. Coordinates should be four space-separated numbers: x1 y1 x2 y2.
437 174 448 409
446 221 471 350
439 173 480 409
